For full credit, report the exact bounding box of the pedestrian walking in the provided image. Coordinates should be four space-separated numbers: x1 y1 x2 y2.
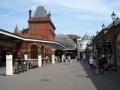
89 57 93 70
45 56 48 63
104 57 108 71
98 55 105 74
93 58 98 75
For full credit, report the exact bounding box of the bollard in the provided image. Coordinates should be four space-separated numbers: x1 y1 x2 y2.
38 55 42 67
52 54 55 64
6 55 13 76
62 55 64 62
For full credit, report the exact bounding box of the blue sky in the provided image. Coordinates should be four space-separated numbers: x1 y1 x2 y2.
0 0 120 37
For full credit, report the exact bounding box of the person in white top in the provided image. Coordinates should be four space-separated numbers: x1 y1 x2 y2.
89 57 93 70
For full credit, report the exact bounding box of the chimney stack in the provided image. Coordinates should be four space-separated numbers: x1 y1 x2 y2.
29 10 32 19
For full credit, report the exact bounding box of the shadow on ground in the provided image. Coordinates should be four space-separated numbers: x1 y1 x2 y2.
79 60 120 90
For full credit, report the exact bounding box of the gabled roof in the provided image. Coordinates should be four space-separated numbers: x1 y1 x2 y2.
34 6 47 18
14 25 20 34
82 34 91 40
28 6 56 30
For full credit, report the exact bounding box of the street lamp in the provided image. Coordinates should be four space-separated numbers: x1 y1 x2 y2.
111 11 117 71
102 24 105 57
102 24 105 29
111 11 116 23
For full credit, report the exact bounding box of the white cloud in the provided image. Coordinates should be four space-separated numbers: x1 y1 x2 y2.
44 0 110 14
0 0 120 36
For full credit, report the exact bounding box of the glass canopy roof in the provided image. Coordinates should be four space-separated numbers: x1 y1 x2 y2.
55 34 76 49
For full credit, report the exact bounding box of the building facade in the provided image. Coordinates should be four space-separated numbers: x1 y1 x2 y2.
0 6 64 67
77 34 92 61
15 6 56 60
92 17 120 70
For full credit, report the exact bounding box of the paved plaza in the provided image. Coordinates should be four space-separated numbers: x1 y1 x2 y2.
0 60 120 90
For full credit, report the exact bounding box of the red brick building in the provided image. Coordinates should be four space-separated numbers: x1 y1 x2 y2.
0 6 64 66
15 6 56 59
27 6 55 41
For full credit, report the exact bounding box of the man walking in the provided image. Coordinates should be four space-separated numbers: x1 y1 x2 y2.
98 55 105 74
89 57 93 70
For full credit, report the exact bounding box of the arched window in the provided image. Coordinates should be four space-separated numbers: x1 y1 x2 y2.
31 45 38 59
41 46 44 53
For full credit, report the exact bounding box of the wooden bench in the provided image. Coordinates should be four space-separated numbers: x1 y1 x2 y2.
14 64 27 74
22 64 27 71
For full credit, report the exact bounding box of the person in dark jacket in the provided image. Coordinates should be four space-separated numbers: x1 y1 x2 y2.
98 55 106 74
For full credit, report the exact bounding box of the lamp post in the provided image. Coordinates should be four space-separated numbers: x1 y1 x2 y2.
111 11 117 71
111 11 116 25
102 24 105 57
102 24 105 29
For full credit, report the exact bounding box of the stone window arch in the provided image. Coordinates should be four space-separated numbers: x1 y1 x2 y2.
41 46 45 57
31 45 38 59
